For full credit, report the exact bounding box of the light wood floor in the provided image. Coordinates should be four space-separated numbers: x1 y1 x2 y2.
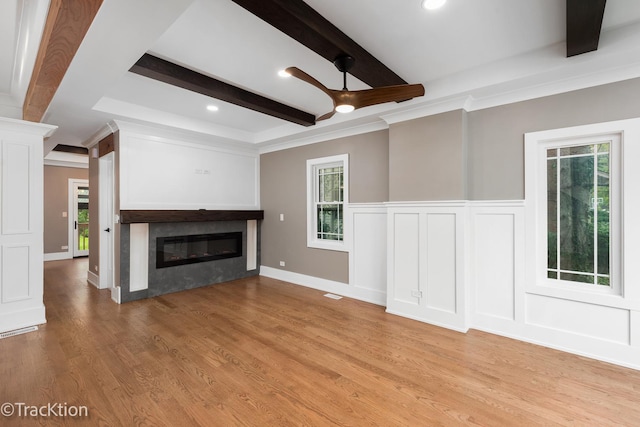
2 258 640 426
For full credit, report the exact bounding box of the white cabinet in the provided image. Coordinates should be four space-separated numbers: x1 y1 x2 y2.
0 118 56 333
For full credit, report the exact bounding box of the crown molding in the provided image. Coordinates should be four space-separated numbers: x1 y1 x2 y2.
0 116 57 137
258 119 388 154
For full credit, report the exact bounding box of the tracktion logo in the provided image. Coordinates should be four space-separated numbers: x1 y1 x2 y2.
2 402 89 418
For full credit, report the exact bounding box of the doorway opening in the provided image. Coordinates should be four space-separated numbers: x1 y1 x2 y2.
69 179 89 257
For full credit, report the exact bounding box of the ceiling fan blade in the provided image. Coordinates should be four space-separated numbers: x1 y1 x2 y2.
285 67 333 97
317 110 336 121
350 83 425 110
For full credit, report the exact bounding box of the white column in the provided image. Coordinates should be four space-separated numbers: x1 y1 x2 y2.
0 118 56 333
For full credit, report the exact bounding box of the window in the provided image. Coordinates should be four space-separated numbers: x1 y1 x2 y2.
525 122 627 299
546 142 611 286
307 154 349 251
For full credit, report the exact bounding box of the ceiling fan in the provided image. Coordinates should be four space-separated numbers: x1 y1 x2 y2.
285 55 425 121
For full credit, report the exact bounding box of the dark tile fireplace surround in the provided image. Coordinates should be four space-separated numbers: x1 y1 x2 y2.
118 210 263 303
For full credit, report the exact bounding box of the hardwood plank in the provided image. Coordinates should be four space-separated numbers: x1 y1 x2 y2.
1 258 640 426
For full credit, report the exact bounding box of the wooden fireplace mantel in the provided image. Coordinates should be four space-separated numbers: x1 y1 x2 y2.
119 209 264 224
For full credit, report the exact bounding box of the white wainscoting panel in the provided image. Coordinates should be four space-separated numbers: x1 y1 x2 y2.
349 204 387 302
470 205 524 324
392 213 421 305
469 200 640 370
2 142 32 234
1 245 31 302
0 118 55 334
632 311 640 347
386 202 468 332
425 213 457 313
526 293 630 345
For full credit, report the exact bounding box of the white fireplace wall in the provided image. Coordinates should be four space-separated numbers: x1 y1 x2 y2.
115 120 259 211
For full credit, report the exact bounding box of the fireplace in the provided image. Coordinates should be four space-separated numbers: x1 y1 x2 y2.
156 232 242 269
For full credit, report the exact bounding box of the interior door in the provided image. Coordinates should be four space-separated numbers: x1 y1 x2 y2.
72 181 89 257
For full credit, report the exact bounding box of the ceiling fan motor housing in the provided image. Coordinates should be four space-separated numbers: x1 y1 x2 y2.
333 55 355 73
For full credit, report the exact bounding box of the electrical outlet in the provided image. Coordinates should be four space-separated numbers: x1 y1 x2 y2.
411 290 423 298
279 213 284 221
279 261 285 267
61 245 68 250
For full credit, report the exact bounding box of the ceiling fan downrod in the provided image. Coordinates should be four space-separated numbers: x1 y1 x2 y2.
334 55 355 90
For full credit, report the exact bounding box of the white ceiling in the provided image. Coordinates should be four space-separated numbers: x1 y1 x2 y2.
3 0 640 154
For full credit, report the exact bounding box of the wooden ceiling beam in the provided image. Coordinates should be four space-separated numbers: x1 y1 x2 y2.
129 54 316 127
230 0 408 87
566 0 607 57
23 0 103 123
52 144 88 155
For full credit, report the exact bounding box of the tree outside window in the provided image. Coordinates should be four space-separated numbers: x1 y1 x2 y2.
546 142 611 286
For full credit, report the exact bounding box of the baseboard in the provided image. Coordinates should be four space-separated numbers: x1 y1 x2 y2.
260 265 386 306
111 286 121 304
87 270 99 288
471 313 640 371
0 305 46 334
44 251 71 262
386 308 470 333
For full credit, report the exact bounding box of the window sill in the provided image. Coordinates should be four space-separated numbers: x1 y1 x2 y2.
307 239 349 252
525 280 638 310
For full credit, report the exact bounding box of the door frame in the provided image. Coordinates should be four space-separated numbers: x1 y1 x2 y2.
99 152 115 295
68 178 89 257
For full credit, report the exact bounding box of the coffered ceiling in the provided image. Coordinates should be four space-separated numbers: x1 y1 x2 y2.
3 0 640 155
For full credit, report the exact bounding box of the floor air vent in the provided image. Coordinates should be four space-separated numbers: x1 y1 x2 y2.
0 326 38 339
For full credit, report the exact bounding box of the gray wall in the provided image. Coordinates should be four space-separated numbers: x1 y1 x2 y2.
44 165 89 254
389 110 467 201
259 76 640 284
467 77 640 200
260 130 389 283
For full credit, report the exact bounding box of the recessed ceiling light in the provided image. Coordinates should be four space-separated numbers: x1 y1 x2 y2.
278 69 291 78
421 0 446 10
206 105 219 112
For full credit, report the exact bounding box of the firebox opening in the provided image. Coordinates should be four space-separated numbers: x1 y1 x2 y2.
156 232 242 269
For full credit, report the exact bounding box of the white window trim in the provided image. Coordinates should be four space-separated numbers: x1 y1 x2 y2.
306 154 349 252
525 118 640 309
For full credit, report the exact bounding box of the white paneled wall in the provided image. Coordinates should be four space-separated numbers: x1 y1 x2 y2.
469 203 524 326
386 202 468 332
265 198 640 369
382 200 639 369
468 201 639 370
0 118 56 334
349 204 387 305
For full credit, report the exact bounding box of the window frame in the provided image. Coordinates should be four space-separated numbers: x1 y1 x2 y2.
540 135 621 294
524 120 640 307
306 154 349 252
